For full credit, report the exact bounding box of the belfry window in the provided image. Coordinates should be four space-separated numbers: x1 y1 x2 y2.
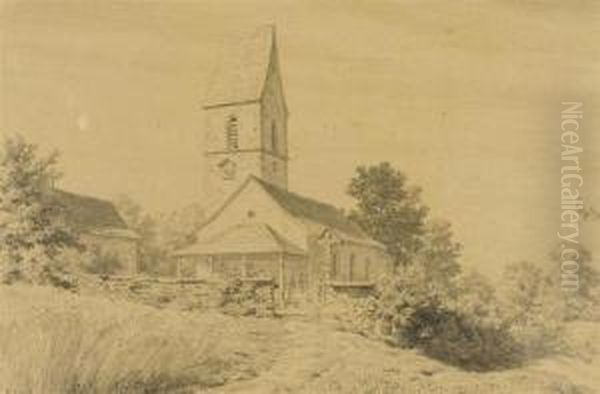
226 115 239 151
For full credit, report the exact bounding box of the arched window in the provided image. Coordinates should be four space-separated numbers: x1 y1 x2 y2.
271 120 277 153
226 115 239 151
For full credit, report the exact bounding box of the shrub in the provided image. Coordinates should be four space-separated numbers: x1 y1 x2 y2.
221 277 276 317
322 265 525 371
320 292 381 337
417 307 523 371
81 247 123 275
498 260 571 358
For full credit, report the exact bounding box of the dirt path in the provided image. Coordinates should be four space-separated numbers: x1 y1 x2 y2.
201 317 344 394
196 317 597 394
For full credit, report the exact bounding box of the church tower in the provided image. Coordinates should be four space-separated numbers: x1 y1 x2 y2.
203 26 288 206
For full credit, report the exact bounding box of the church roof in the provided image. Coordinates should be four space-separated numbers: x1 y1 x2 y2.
252 177 370 239
204 25 277 108
174 223 305 256
199 175 376 241
50 189 130 232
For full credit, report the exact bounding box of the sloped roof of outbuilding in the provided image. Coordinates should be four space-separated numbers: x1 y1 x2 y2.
50 189 129 231
174 223 305 256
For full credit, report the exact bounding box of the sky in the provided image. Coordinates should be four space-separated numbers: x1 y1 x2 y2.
1 0 599 276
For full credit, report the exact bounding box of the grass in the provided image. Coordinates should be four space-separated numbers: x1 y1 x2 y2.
1 284 597 394
291 324 591 394
0 284 283 393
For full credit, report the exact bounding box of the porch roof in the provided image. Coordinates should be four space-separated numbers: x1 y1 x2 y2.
173 223 306 257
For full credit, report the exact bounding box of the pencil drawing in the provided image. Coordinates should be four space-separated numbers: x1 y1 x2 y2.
1 2 599 393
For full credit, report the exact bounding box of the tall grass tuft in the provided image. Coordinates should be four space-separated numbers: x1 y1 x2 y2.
0 284 278 393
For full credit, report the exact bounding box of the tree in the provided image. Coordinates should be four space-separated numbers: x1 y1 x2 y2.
114 195 205 276
454 269 501 326
346 163 471 355
0 134 78 284
347 162 429 266
498 260 567 356
154 202 205 253
415 219 462 297
548 243 599 321
114 195 163 274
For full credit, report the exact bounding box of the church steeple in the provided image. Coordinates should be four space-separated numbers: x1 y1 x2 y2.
203 26 289 204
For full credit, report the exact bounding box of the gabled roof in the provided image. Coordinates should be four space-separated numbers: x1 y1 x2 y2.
204 25 279 108
198 176 373 243
252 177 369 239
174 223 305 256
50 189 129 232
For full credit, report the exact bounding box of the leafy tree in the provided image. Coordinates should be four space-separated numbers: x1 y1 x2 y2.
499 260 567 356
114 195 163 274
347 162 429 266
0 134 78 284
415 219 462 297
81 246 123 275
548 244 599 321
154 202 205 252
114 195 204 276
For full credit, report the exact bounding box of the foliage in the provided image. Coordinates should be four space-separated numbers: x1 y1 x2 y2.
347 162 429 266
344 162 527 369
344 161 600 369
114 195 165 274
413 219 462 298
413 270 522 371
221 277 276 317
323 264 525 371
114 195 205 276
498 259 580 357
81 246 124 275
548 244 600 321
0 134 79 285
320 292 381 337
454 269 502 326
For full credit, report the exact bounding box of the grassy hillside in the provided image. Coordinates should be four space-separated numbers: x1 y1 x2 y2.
1 285 597 394
0 285 283 393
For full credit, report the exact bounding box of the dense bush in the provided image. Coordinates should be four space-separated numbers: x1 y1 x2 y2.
221 277 276 317
80 247 124 275
417 307 523 371
320 292 381 337
322 265 528 371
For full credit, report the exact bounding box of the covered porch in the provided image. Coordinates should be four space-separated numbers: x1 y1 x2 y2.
173 223 307 306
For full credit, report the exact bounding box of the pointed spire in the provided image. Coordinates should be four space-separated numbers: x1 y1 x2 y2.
204 25 278 108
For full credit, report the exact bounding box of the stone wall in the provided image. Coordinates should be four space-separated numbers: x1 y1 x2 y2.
78 275 253 312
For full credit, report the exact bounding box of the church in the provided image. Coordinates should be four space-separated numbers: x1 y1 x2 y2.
174 26 391 304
